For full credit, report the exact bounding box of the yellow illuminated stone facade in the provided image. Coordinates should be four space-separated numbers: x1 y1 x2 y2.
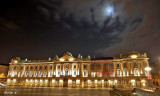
0 65 9 84
6 51 152 88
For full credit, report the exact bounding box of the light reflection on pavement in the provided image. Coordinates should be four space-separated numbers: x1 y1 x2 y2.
0 86 112 96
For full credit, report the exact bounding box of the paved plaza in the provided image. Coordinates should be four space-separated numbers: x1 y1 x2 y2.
0 86 115 96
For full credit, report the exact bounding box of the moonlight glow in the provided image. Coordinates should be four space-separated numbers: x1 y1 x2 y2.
104 6 114 16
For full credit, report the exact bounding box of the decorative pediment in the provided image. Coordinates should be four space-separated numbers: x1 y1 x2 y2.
59 52 75 61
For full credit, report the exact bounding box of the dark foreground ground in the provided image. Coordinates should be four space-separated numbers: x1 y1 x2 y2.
0 86 118 96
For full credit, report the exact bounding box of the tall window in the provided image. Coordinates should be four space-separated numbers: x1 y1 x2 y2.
34 71 37 77
49 70 52 77
74 65 76 68
25 71 27 77
134 68 138 76
21 66 23 70
84 70 87 77
84 65 86 69
117 69 120 76
124 68 127 76
12 70 15 77
43 71 46 77
29 71 32 77
57 70 60 77
72 70 76 77
39 71 41 77
20 70 22 77
65 69 68 76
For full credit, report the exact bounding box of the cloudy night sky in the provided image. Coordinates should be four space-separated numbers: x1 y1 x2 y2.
0 0 160 64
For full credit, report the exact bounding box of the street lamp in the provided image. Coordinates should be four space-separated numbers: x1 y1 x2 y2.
145 67 151 71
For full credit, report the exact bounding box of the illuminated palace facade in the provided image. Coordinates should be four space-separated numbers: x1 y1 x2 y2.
6 51 152 88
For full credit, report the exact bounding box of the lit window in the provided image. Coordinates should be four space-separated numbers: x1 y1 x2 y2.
34 71 37 77
12 70 15 77
91 72 95 77
134 68 138 76
25 71 27 77
111 80 114 85
20 71 22 77
84 70 87 77
65 69 68 76
21 66 23 70
43 71 46 77
29 71 32 77
74 70 76 76
57 70 60 77
117 69 120 76
49 70 52 77
98 72 102 77
39 71 41 77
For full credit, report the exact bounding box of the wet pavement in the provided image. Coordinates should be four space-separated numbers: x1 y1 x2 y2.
0 86 112 96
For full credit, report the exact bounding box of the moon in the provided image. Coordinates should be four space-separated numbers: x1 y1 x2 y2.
104 6 114 16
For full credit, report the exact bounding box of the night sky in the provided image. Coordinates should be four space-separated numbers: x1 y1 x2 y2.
0 0 160 64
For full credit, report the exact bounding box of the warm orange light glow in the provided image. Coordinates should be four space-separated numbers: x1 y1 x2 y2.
69 58 74 61
14 60 18 63
131 55 137 58
60 59 65 61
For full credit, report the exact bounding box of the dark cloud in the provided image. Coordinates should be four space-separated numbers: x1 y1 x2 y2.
0 0 159 64
96 0 160 63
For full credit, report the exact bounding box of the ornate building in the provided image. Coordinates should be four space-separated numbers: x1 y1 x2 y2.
6 51 152 88
0 64 9 84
